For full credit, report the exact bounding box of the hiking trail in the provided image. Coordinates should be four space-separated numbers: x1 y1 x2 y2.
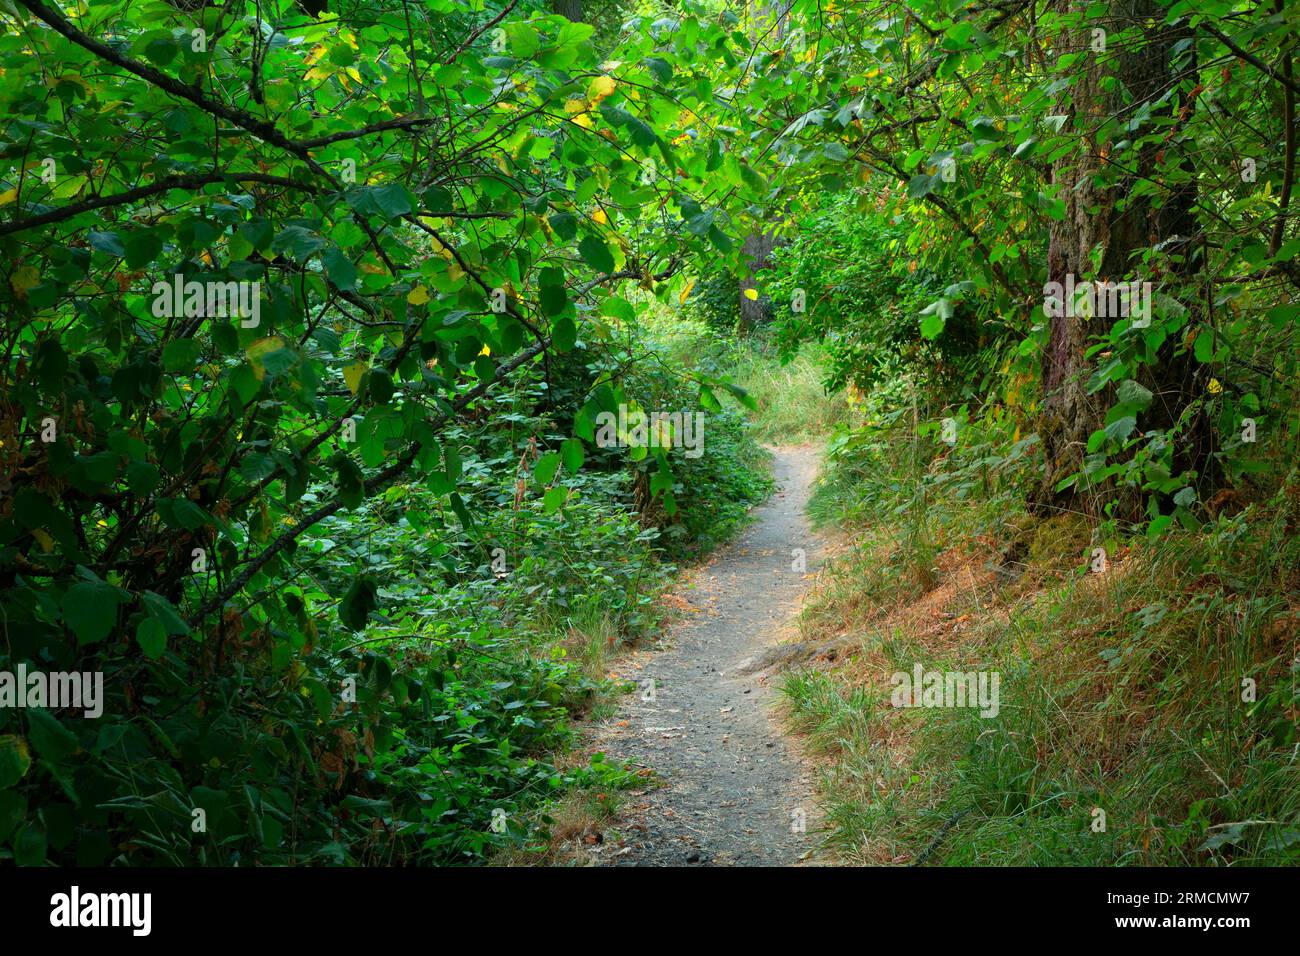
591 445 826 866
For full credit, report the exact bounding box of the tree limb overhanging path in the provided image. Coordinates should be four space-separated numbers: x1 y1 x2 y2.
592 446 825 866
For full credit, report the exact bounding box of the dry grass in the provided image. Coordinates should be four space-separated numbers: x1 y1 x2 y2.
490 789 620 866
780 483 1300 865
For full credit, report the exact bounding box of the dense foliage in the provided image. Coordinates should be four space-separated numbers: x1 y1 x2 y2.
757 0 1300 865
0 0 1295 866
0 0 784 864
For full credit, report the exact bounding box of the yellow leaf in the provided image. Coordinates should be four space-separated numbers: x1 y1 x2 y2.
564 97 589 114
31 528 53 553
743 288 758 300
343 361 369 395
1207 378 1222 395
587 75 617 103
478 344 491 357
407 284 430 305
424 231 455 261
678 279 696 304
592 208 608 225
0 188 16 206
246 336 287 381
11 265 39 295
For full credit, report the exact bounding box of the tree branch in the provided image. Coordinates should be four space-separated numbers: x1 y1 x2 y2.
1204 23 1300 99
0 172 314 236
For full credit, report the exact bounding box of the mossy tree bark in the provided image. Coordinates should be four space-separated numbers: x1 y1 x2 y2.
1035 0 1203 518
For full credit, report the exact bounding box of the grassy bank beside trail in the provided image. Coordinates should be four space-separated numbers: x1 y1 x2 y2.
781 393 1300 866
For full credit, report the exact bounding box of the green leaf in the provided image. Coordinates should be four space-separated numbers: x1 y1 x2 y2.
339 575 379 632
907 174 938 199
162 338 200 373
322 246 358 292
366 368 395 404
449 491 475 529
505 22 540 58
137 617 168 660
542 485 568 514
272 224 326 261
229 364 261 405
88 230 125 257
552 316 577 352
26 708 79 764
142 590 191 636
63 580 124 645
346 183 414 219
823 142 851 162
549 212 578 241
336 455 365 510
1103 415 1137 443
164 498 211 531
0 736 32 789
444 443 462 480
722 382 757 411
644 56 673 83
534 451 561 486
0 790 26 843
578 235 615 273
125 230 164 269
1193 329 1215 363
13 822 46 866
1038 193 1067 220
601 296 635 321
920 312 945 339
1116 379 1153 410
540 283 568 316
561 438 584 475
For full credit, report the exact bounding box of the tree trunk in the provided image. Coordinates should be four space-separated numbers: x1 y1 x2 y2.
1034 0 1202 517
552 0 582 22
736 0 788 331
738 229 776 330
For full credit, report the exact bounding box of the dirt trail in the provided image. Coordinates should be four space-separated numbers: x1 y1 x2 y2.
591 445 825 866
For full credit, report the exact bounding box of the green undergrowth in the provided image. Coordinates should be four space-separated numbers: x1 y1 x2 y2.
0 317 773 867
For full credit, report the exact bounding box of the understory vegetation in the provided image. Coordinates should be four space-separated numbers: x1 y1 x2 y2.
785 401 1299 865
4 286 773 865
774 194 1300 866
